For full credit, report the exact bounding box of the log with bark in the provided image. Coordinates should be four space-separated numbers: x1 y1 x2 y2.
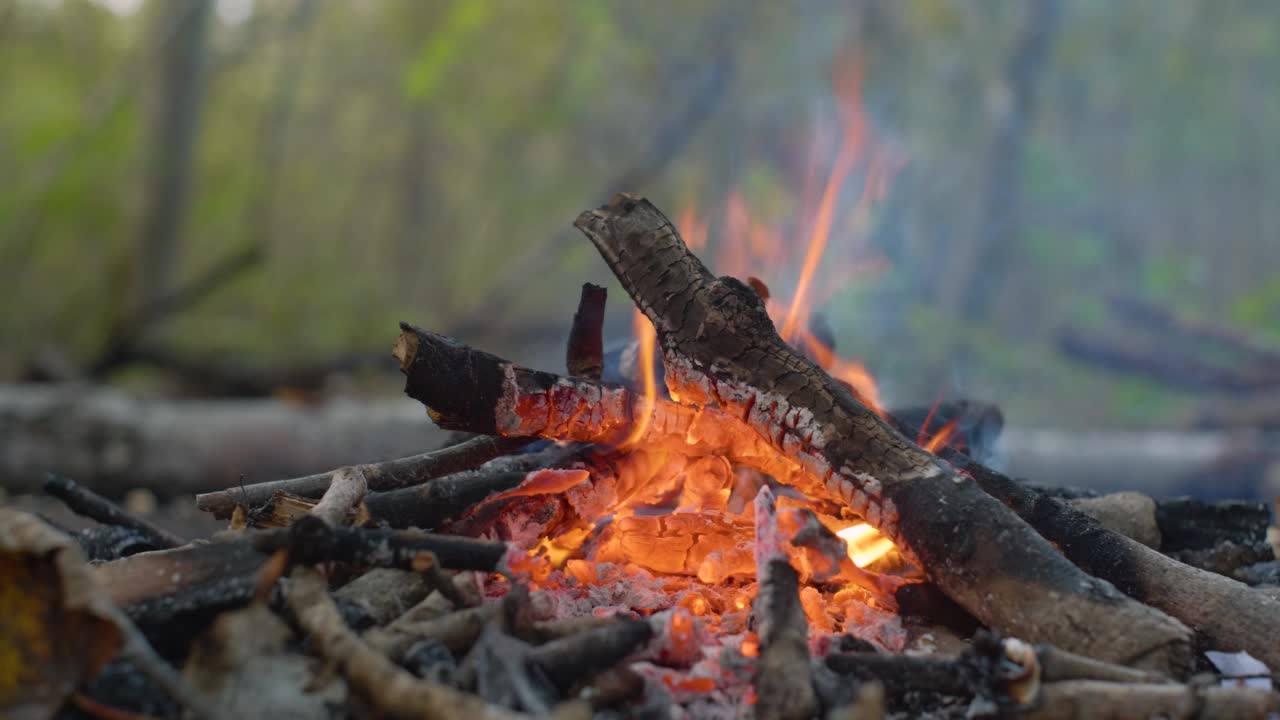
391 193 1194 674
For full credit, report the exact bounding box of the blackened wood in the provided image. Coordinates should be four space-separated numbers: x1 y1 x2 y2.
196 434 531 518
1154 498 1272 552
574 193 1191 673
566 283 607 379
365 470 530 529
528 618 652 693
91 541 264 628
76 525 163 561
252 516 508 572
45 474 186 548
948 449 1280 669
826 635 1004 700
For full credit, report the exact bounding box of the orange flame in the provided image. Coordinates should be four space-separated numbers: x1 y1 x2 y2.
923 419 958 454
622 309 658 447
780 90 866 341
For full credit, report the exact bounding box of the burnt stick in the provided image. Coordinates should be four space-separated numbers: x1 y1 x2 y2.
45 474 186 549
252 516 510 573
364 470 531 529
566 283 607 379
196 434 532 518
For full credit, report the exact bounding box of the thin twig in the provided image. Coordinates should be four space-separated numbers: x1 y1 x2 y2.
196 434 533 518
287 567 528 720
44 474 185 548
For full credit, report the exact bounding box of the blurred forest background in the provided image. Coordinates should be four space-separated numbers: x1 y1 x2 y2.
2 0 1278 500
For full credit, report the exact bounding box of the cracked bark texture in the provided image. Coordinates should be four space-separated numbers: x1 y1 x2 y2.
573 193 1192 674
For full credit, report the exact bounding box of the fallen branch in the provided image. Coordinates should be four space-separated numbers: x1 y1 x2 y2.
196 434 532 518
287 567 527 720
45 474 186 549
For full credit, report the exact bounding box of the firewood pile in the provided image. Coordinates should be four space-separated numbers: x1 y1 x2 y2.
5 195 1280 720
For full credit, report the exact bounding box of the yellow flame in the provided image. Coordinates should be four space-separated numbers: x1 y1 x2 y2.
837 523 895 568
780 61 868 342
622 309 657 447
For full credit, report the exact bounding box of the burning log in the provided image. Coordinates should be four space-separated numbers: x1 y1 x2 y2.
574 194 1196 673
392 193 1191 672
393 318 1190 672
196 434 533 519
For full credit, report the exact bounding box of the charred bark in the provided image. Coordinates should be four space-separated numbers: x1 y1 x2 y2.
566 283 607 380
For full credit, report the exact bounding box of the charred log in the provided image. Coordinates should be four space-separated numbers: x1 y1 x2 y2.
573 194 1192 673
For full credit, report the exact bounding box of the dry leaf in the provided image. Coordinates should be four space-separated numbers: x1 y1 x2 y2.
0 509 122 720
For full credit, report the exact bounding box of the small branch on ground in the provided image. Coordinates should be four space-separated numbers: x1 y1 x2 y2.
44 474 186 549
196 434 532 518
287 567 528 720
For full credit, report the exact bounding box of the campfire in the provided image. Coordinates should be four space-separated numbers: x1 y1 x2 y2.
10 190 1277 719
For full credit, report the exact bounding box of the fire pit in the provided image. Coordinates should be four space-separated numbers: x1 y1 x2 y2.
9 195 1279 719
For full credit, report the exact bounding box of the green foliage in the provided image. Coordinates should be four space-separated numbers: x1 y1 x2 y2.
0 0 1276 432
